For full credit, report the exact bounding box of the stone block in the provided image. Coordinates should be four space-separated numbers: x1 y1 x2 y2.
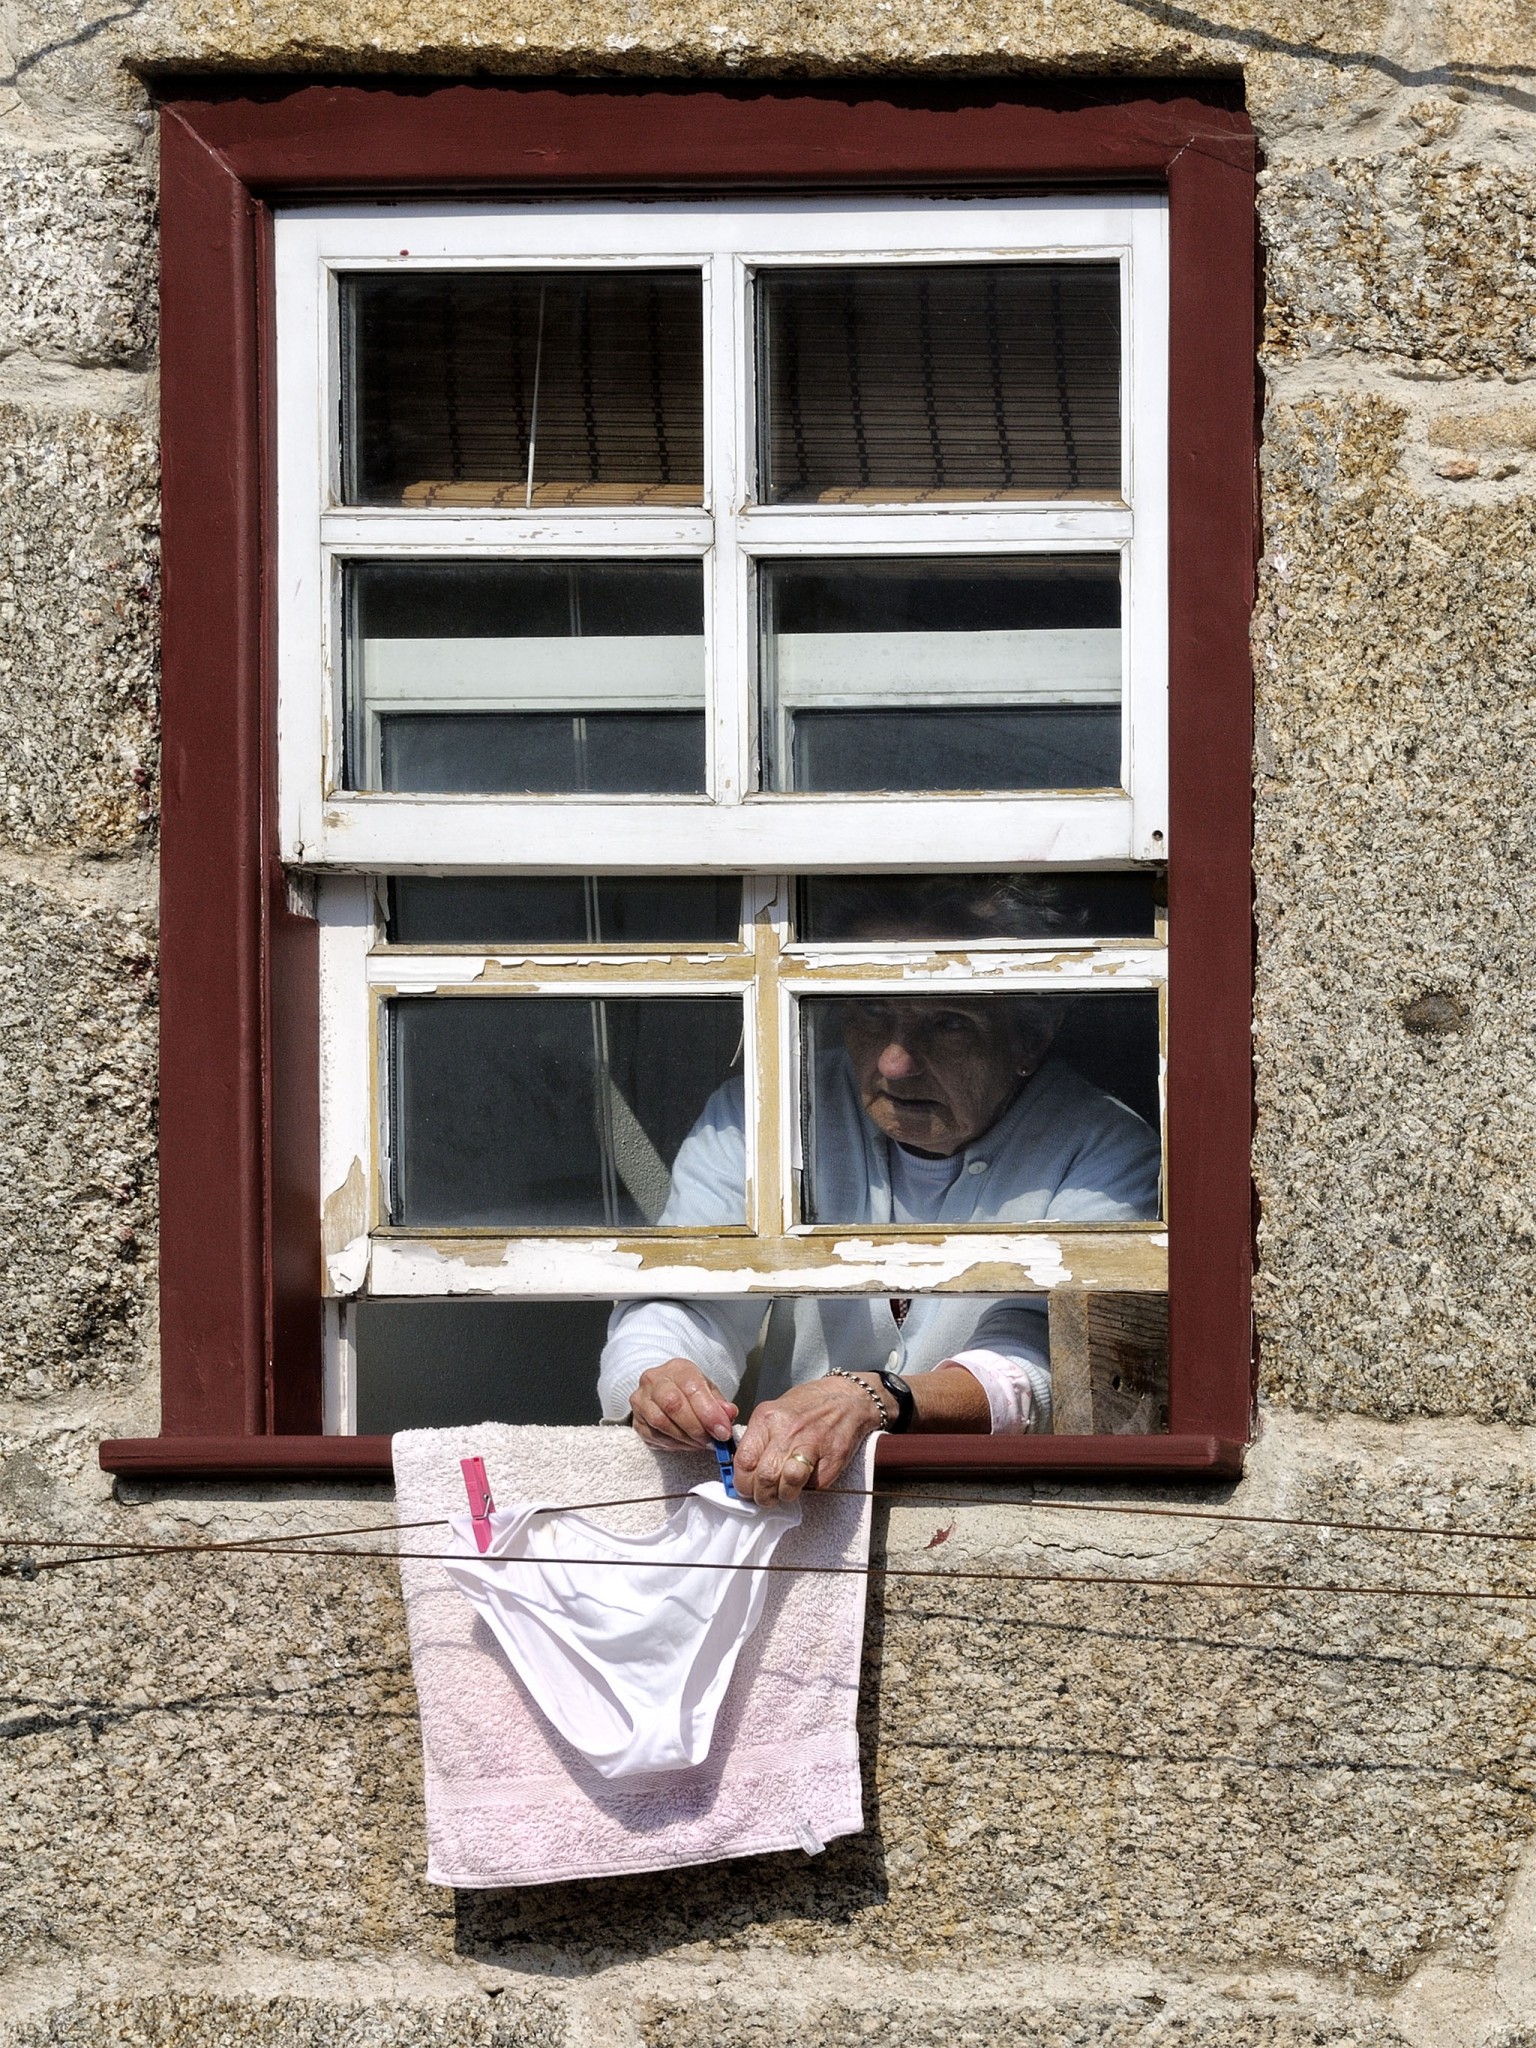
0 145 156 367
97 0 1383 127
1262 154 1536 373
1436 0 1536 74
0 1514 437 1964
0 401 157 853
0 1989 565 2045
454 1418 1536 1979
1253 394 1536 1421
638 1990 1412 2047
0 873 156 1399
1429 403 1536 452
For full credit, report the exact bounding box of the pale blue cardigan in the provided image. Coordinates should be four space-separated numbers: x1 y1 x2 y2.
599 1054 1161 1426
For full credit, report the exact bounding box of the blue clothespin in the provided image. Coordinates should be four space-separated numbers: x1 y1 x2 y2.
712 1438 740 1500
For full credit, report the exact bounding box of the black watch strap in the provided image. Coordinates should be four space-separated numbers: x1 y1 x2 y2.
874 1369 916 1434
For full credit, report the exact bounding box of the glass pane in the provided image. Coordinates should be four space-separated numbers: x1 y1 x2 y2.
759 557 1121 794
796 872 1157 943
355 1301 607 1432
758 262 1120 504
343 270 704 507
798 991 1160 1223
388 876 743 946
346 560 705 794
389 996 745 1228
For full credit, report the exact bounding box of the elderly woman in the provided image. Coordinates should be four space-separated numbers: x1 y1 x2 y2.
598 882 1160 1505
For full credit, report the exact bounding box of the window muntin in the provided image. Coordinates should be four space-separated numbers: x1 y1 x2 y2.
324 876 1165 1255
284 197 1171 1438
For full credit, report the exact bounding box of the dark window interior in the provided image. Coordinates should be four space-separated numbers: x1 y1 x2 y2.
388 876 743 946
344 269 704 506
388 995 745 1228
796 871 1158 942
758 261 1121 503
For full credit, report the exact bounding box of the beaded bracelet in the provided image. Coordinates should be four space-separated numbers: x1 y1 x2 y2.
827 1365 894 1430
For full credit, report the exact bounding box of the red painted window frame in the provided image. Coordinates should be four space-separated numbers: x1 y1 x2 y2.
101 78 1256 1484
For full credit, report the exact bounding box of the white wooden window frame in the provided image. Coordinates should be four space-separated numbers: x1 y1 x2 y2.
275 195 1169 869
272 197 1170 1436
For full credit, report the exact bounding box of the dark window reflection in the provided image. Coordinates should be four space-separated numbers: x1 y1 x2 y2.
388 876 743 947
344 270 704 507
377 713 704 796
790 709 1118 793
758 262 1121 504
759 556 1121 794
388 996 745 1228
355 1300 608 1431
346 559 706 795
796 872 1157 943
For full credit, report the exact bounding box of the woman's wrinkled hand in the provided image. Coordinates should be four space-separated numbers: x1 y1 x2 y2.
629 1358 737 1451
732 1375 883 1507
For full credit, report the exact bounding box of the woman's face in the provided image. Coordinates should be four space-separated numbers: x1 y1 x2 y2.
839 997 1042 1157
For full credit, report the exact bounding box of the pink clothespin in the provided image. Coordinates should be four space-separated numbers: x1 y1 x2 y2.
461 1456 496 1554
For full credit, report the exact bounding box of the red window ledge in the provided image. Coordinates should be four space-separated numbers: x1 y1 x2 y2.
99 1435 1246 1483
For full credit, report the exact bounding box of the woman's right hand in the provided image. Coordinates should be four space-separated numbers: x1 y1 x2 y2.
629 1358 738 1451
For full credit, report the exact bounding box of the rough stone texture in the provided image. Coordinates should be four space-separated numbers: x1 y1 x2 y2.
1262 155 1536 373
0 1989 565 2045
82 0 1390 85
1429 404 1536 452
0 872 157 1398
1253 394 1536 1421
4 0 1393 138
3 1417 1535 2003
638 1990 1414 2047
450 1418 1536 1982
0 402 157 853
0 1528 435 1964
2 0 1536 2040
0 144 156 367
1435 0 1536 75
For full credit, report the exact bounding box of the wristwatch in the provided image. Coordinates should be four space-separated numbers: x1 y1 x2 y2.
873 1369 916 1434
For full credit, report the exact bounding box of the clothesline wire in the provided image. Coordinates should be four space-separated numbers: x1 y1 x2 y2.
10 1535 1536 1605
10 1485 1536 1557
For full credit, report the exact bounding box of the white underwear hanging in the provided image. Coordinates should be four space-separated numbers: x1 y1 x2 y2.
444 1481 802 1779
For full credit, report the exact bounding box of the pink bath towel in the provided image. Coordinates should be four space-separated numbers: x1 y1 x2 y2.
392 1424 874 1887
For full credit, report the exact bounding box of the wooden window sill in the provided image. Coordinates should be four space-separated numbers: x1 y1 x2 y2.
98 1433 1244 1483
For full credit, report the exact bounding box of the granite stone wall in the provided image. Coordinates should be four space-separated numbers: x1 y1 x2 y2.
2 1 1534 2041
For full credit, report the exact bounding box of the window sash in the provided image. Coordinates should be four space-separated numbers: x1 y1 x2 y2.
318 876 1168 1297
275 195 1169 866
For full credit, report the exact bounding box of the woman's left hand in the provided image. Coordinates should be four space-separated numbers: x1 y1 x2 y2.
731 1375 884 1507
